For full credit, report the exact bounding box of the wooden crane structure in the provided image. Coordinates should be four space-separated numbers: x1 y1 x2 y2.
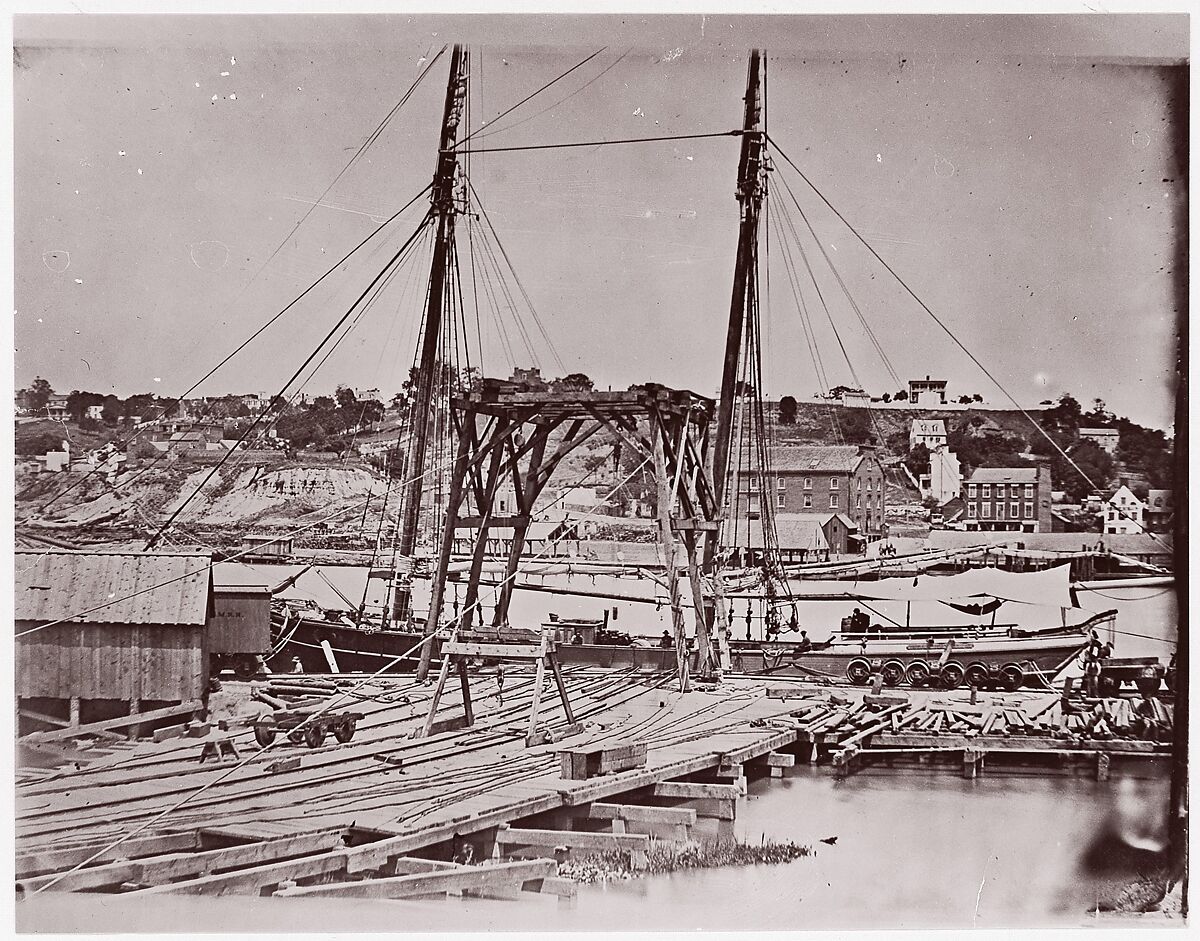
415 380 721 688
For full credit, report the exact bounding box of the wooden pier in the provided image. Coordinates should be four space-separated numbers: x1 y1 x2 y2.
16 667 1172 902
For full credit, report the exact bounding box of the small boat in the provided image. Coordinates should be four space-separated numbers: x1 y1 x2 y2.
265 602 437 674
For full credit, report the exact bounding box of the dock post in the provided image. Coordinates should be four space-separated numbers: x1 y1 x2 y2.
127 698 141 741
1095 752 1111 782
962 748 984 779
69 697 80 727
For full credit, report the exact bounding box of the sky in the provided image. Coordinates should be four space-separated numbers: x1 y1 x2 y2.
13 13 1187 430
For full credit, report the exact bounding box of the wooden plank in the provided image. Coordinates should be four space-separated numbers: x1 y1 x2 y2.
873 733 1164 753
653 782 744 800
131 850 350 897
23 700 204 743
585 803 696 825
496 827 649 852
275 859 557 899
21 829 349 893
442 642 544 660
16 831 200 879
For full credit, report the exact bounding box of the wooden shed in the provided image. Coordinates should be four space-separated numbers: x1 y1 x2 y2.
15 550 213 731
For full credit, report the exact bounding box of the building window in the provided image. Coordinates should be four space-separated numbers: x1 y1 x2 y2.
830 494 838 509
856 496 862 509
968 504 977 519
803 494 812 509
968 484 977 497
1010 502 1019 519
857 478 862 490
1010 484 1020 498
804 477 812 490
995 503 1004 519
981 503 992 518
1024 484 1033 498
778 478 786 491
831 477 839 490
778 494 786 509
1024 502 1033 519
982 484 991 498
749 479 759 492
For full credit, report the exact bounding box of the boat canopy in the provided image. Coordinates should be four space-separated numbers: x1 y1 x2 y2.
772 563 1075 608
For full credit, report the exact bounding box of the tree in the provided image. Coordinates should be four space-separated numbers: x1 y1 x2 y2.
1042 393 1082 434
335 385 357 410
893 389 909 401
23 377 53 412
16 430 65 456
558 372 594 391
66 390 104 423
957 395 973 405
839 409 874 445
310 396 335 412
1054 439 1114 502
971 393 984 403
101 395 122 425
881 393 891 403
778 395 798 425
904 443 931 478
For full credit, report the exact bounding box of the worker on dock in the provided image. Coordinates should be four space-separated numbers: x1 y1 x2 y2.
797 630 812 653
850 608 869 634
495 664 506 706
570 630 584 645
659 629 673 648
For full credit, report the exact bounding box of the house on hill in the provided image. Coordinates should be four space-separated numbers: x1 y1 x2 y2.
909 419 947 450
963 465 1052 533
908 376 947 405
1079 427 1120 455
732 444 886 545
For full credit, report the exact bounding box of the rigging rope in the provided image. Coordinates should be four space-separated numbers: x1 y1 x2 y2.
765 134 1169 547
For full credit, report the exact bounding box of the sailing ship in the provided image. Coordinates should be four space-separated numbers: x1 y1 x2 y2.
252 46 1126 686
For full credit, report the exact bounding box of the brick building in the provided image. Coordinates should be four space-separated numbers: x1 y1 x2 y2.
963 466 1052 532
734 445 887 543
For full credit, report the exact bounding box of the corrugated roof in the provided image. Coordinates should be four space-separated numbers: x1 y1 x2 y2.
966 466 1040 483
766 445 869 473
15 550 212 626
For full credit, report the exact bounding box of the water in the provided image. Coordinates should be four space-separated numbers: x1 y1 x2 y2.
17 586 1176 931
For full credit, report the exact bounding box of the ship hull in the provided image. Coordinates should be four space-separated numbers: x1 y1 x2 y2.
267 613 437 674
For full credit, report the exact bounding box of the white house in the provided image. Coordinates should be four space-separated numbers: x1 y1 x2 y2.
909 419 947 451
85 404 105 421
919 447 961 505
1103 485 1146 535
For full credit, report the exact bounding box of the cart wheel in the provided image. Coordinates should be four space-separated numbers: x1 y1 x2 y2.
880 660 905 687
964 663 990 690
846 659 871 686
998 664 1024 692
906 661 931 688
253 714 277 747
287 731 304 745
940 662 965 690
304 723 327 748
333 718 357 743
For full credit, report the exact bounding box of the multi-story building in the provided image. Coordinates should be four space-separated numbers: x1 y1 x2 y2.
1079 427 1120 455
734 445 887 542
963 465 1052 532
1145 489 1174 533
909 419 947 451
1103 485 1147 535
919 447 961 505
907 376 947 405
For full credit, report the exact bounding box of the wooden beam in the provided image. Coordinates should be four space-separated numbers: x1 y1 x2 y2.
584 803 697 826
274 859 558 900
21 829 349 893
16 831 200 879
653 781 744 800
496 827 649 852
23 700 204 743
455 515 531 529
442 642 545 660
873 733 1163 753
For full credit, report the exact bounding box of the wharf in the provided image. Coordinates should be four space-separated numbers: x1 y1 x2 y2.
16 667 1171 901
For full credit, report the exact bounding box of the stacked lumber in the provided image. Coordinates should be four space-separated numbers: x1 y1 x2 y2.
251 679 338 714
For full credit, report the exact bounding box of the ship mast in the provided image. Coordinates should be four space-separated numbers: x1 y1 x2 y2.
392 45 468 624
700 50 766 676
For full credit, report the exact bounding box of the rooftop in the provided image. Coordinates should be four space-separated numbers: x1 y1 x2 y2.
762 445 870 474
15 550 212 627
966 466 1040 484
